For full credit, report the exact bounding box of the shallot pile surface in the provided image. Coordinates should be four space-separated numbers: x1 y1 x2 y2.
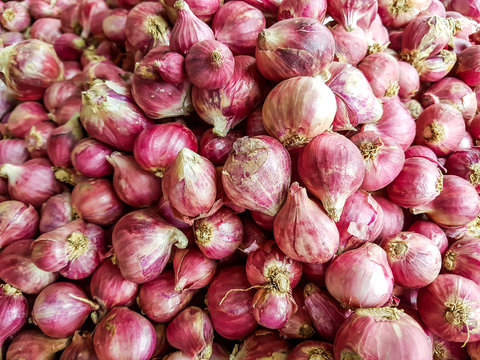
2 0 480 359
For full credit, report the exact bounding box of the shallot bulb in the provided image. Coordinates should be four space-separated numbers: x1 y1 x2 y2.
162 148 217 222
6 330 69 360
50 96 82 126
158 195 191 229
0 158 62 208
404 145 438 160
416 50 457 82
192 55 266 137
351 131 405 191
71 178 125 226
443 238 480 284
230 330 290 359
107 152 162 208
31 219 105 279
0 2 30 32
80 80 153 151
137 271 196 323
206 266 257 340
255 18 334 82
358 52 400 98
131 46 192 120
412 175 480 227
173 248 217 291
279 287 315 339
166 307 214 359
327 0 377 31
46 116 84 168
408 220 449 255
252 292 293 330
398 61 421 99
194 207 244 259
60 331 97 360
102 8 127 42
330 24 368 66
0 200 38 248
164 0 221 23
262 76 336 147
336 190 384 253
77 0 110 38
0 139 29 166
93 307 156 360
325 243 394 308
418 274 480 342
25 122 56 158
325 62 383 131
0 39 64 100
387 156 443 208
381 231 442 288
0 284 28 348
373 195 405 241
90 258 138 312
211 1 266 56
421 77 477 120
278 0 327 21
432 336 469 360
199 129 242 166
30 18 62 44
334 307 433 359
298 132 365 221
32 282 99 338
7 101 49 138
0 240 58 294
125 2 170 54
54 33 85 60
112 209 188 283
71 138 113 178
288 341 334 360
274 182 339 263
457 45 480 86
378 0 434 28
186 40 235 90
414 103 466 156
445 148 480 192
222 136 291 216
170 0 214 55
303 283 351 342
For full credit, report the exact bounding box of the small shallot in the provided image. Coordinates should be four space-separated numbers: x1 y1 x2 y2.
0 200 38 248
71 138 113 178
173 247 217 291
6 330 69 360
0 284 28 348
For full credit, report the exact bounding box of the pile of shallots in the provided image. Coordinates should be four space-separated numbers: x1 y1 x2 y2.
3 0 480 359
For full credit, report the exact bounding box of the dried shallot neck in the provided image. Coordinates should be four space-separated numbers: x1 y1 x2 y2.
283 132 309 148
195 223 213 245
67 232 89 261
388 241 408 257
388 0 413 16
1 283 21 296
470 163 480 186
146 16 168 40
299 324 315 338
308 347 332 360
211 51 223 68
443 250 456 271
266 268 290 294
384 81 400 97
355 307 403 321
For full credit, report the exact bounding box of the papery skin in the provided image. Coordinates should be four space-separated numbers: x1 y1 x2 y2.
336 190 384 253
351 132 405 191
80 80 153 151
0 1 31 32
325 62 383 131
279 286 315 339
131 46 193 120
166 307 214 358
381 231 442 288
199 129 242 167
398 61 420 99
404 145 437 160
0 239 58 294
71 138 113 178
207 266 257 340
77 0 110 38
458 46 480 87
0 139 29 165
170 0 214 55
327 0 377 31
185 40 235 90
278 0 327 21
363 98 416 151
154 51 186 85
418 274 480 342
262 76 336 147
287 340 334 360
6 330 69 360
298 132 365 221
158 195 191 229
112 209 188 284
194 207 244 259
408 220 448 255
0 158 62 208
54 33 85 60
334 307 433 360
71 178 124 226
445 148 480 193
421 77 477 120
0 79 15 120
358 52 400 98
173 248 217 291
255 18 334 82
0 39 64 101
46 116 84 168
30 18 62 44
32 282 98 338
138 271 196 323
211 1 266 56
330 24 368 66
412 175 480 227
378 0 433 28
373 195 405 242
443 238 480 284
51 96 82 126
60 331 97 360
107 152 162 208
93 307 156 360
304 283 351 342
192 55 266 137
416 50 457 82
103 8 128 42
252 288 295 329
386 156 443 208
82 60 126 86
31 219 105 279
414 103 466 157
7 101 49 138
230 329 289 360
222 136 291 216
274 183 339 263
325 243 394 308
164 0 222 22
162 148 217 220
25 122 57 158
0 284 28 347
0 200 38 248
